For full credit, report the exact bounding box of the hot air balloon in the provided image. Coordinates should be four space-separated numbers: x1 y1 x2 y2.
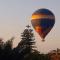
31 8 55 41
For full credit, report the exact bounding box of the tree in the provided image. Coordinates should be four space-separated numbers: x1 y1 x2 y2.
16 25 36 60
0 38 4 59
3 37 14 60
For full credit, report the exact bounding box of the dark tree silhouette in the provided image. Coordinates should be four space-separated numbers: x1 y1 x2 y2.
15 25 36 60
3 37 14 60
0 38 4 59
0 37 14 60
0 26 52 60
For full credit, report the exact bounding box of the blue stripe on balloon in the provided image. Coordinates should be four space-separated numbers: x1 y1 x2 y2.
33 9 54 16
40 19 55 28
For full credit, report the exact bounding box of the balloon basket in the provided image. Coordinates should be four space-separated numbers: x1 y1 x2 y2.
42 39 45 42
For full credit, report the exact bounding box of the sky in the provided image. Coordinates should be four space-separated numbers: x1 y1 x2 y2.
0 0 60 53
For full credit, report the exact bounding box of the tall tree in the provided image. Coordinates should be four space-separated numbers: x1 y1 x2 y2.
3 37 14 60
16 25 36 59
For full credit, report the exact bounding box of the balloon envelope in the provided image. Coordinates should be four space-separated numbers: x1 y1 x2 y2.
31 8 55 41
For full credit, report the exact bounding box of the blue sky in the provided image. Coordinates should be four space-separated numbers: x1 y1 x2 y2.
0 0 60 53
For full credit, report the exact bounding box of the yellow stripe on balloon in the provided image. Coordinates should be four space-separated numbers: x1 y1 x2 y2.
32 14 42 20
32 14 54 20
